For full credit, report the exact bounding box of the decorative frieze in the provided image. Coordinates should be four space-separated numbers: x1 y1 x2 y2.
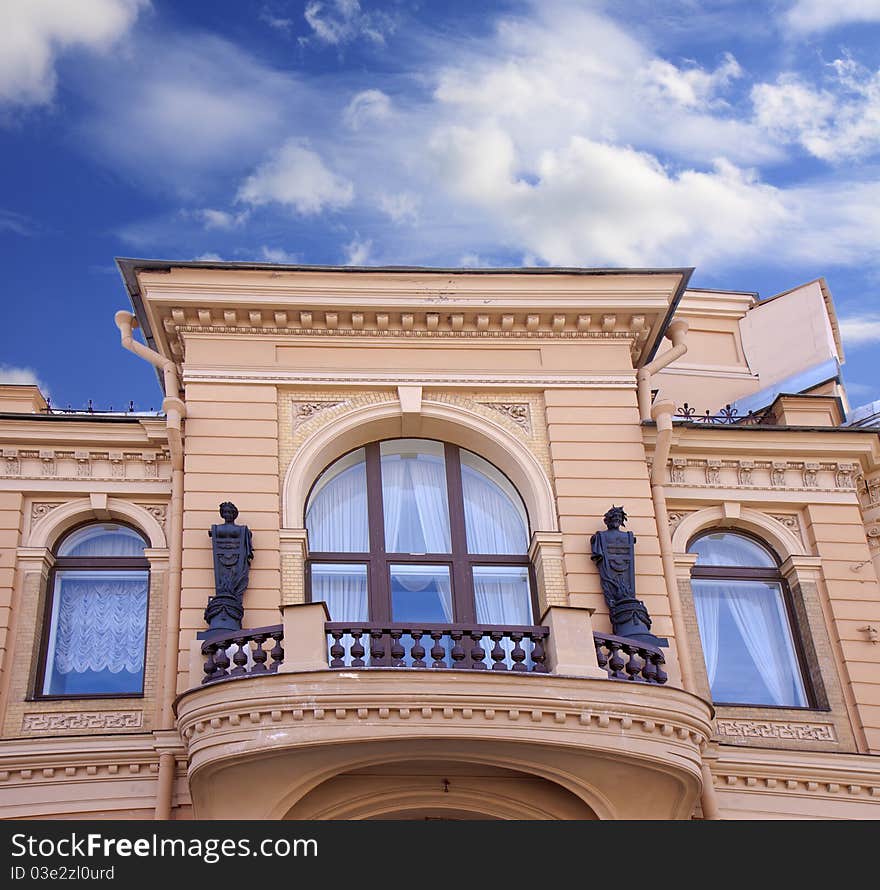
22 710 144 732
0 449 169 481
136 503 168 529
768 514 803 543
292 401 344 426
478 402 532 434
664 458 845 492
835 463 857 489
715 719 836 742
30 502 64 529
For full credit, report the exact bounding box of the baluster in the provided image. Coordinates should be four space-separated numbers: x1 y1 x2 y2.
329 631 346 668
509 632 527 672
411 631 426 668
607 640 627 679
201 643 219 684
251 633 269 674
624 644 644 681
229 637 249 676
213 641 231 678
390 630 405 667
641 647 657 683
652 652 668 685
469 630 487 669
530 631 548 673
450 630 466 668
268 632 284 672
430 631 446 668
350 629 366 667
490 632 507 671
595 638 609 676
370 630 385 665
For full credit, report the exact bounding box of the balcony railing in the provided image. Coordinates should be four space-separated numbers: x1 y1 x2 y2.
201 625 285 684
325 622 549 672
593 632 667 684
199 622 667 685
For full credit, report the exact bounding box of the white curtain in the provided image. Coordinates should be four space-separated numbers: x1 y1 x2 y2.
49 573 147 674
311 565 369 621
691 533 774 567
306 464 369 551
474 568 532 667
725 581 804 706
692 584 722 688
382 454 450 553
462 468 527 554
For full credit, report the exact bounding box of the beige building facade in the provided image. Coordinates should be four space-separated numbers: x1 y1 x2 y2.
0 260 878 820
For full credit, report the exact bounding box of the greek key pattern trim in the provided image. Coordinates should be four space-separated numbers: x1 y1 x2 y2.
715 719 836 742
22 710 144 732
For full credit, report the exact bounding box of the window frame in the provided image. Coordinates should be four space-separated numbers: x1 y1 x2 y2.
305 439 538 624
33 520 151 701
688 527 816 709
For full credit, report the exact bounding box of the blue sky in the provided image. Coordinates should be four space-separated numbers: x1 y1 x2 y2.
1 0 879 412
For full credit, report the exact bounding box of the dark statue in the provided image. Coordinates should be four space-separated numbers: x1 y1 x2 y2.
590 505 666 647
203 502 253 634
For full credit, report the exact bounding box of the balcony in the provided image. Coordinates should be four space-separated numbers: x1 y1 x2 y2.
176 604 712 820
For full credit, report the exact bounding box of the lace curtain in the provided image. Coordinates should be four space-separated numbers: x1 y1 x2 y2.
306 461 369 552
382 452 451 553
461 467 527 555
48 573 148 674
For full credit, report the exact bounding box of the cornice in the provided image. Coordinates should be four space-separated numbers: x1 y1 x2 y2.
183 369 637 389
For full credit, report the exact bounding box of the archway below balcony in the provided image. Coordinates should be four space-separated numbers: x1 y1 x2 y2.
281 760 599 820
282 397 558 534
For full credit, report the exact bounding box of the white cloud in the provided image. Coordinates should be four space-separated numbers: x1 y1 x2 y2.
238 140 354 214
785 0 880 34
0 0 146 107
193 208 250 230
79 33 314 189
343 236 372 265
0 363 49 394
0 209 34 235
378 191 419 224
259 246 300 263
193 252 225 262
752 59 880 161
343 89 392 129
303 0 394 47
640 53 742 110
839 315 880 346
259 8 294 34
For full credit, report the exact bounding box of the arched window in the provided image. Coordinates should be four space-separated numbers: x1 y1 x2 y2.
37 523 150 698
305 439 533 627
688 530 810 708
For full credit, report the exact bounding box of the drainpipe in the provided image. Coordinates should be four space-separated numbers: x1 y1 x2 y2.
650 398 721 821
114 311 185 820
638 320 689 421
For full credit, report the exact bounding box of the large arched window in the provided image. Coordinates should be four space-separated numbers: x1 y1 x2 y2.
306 439 534 627
688 530 810 708
37 523 150 698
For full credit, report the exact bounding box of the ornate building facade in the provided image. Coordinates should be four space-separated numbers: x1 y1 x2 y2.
0 261 878 819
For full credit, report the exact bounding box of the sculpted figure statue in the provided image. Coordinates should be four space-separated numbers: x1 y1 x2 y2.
590 505 666 647
204 502 253 633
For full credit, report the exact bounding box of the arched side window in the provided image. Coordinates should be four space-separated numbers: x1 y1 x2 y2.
305 439 533 626
688 530 811 708
37 523 150 698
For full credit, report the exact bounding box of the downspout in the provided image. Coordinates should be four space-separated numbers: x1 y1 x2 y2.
114 311 185 821
650 398 721 821
638 320 689 421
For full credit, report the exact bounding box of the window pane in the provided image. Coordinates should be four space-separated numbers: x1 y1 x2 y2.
390 564 452 622
473 566 533 625
692 578 807 707
311 563 368 621
306 448 369 552
461 450 528 554
689 532 776 567
57 524 146 558
381 440 451 553
42 570 148 696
